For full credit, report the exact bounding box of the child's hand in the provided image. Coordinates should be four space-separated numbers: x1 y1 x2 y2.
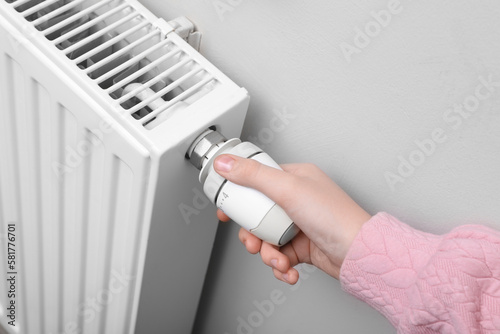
214 155 371 284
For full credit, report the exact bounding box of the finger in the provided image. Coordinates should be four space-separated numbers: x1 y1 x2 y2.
280 163 307 175
279 242 300 268
259 242 291 274
272 267 300 285
217 209 231 222
238 228 261 254
281 163 327 181
213 154 297 208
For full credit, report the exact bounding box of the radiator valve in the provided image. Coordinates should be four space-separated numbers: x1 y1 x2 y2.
187 129 299 246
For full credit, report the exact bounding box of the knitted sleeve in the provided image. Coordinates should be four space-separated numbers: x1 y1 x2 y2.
340 212 500 333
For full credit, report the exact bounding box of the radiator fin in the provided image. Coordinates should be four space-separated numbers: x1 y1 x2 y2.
0 169 5 324
2 54 30 332
29 77 52 333
0 48 151 334
4 0 219 129
0 148 5 321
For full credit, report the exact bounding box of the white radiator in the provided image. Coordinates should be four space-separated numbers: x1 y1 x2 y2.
0 0 249 333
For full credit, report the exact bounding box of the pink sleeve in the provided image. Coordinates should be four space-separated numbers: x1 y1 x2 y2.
340 212 500 333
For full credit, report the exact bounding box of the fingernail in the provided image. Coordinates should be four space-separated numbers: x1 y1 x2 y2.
270 259 278 269
215 155 234 173
282 273 289 282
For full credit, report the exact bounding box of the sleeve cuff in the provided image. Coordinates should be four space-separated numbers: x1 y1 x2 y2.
339 212 440 328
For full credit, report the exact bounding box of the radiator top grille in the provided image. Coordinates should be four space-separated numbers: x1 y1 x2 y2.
4 0 219 129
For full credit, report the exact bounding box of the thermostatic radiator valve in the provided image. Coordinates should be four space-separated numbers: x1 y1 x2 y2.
187 129 300 246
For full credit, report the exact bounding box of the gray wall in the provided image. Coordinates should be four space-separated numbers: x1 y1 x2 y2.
141 1 500 333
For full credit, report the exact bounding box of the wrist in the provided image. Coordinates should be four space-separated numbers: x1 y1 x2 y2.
324 203 371 277
342 210 371 260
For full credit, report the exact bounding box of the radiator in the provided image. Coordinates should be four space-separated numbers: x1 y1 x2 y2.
0 0 249 333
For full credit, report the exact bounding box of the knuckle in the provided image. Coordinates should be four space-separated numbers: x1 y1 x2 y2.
272 268 281 280
302 163 321 174
261 253 272 267
276 175 301 208
243 158 263 180
232 158 266 187
238 228 247 243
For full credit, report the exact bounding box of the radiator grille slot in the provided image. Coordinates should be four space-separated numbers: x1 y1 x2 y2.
4 0 219 129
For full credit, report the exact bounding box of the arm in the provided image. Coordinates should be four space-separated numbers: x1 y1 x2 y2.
342 212 500 333
214 154 500 332
214 154 371 283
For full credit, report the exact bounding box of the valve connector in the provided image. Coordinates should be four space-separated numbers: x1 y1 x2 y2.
187 129 227 170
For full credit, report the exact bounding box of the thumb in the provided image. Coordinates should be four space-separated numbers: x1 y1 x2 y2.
213 154 294 205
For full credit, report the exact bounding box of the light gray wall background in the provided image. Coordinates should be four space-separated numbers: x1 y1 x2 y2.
141 1 500 333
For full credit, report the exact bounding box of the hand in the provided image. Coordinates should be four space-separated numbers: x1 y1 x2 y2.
214 154 371 284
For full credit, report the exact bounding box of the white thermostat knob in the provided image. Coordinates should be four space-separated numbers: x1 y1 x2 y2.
187 129 299 246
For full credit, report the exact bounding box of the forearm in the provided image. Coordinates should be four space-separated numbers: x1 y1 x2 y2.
283 170 371 278
340 212 500 333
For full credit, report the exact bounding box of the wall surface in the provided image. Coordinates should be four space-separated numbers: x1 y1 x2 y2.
141 1 500 333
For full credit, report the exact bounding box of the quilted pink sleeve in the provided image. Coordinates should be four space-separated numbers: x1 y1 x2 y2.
340 212 500 333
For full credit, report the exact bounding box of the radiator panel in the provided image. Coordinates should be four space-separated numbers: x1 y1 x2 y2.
0 20 153 333
0 1 250 333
